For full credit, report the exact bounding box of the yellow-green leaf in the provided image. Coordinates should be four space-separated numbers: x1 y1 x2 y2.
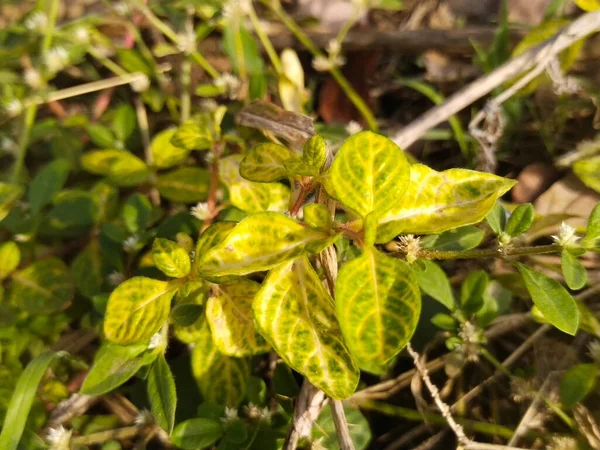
104 277 177 345
573 157 600 193
81 149 130 175
108 154 151 187
152 238 191 278
10 258 75 314
156 167 211 203
0 183 23 222
172 281 209 344
278 48 306 113
171 116 214 151
377 165 516 242
71 240 103 298
197 212 335 277
151 129 190 169
575 0 600 11
0 241 20 280
253 257 359 399
239 143 291 182
303 203 332 230
206 280 269 356
324 131 410 219
191 317 249 406
336 247 421 374
302 134 327 171
195 222 237 257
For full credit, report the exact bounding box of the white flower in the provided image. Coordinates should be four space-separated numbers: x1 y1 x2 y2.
107 271 125 286
214 73 241 99
244 402 260 419
345 120 362 136
176 30 196 54
222 0 252 21
397 234 421 264
0 137 16 154
24 68 43 89
259 406 272 423
25 11 48 32
113 2 130 16
191 202 211 221
458 321 482 362
46 425 72 450
588 340 600 364
73 27 90 44
200 99 219 112
130 74 150 93
552 221 579 248
134 409 153 426
312 56 332 72
3 99 23 116
148 332 165 350
45 47 70 74
327 39 341 57
123 235 140 253
221 406 239 423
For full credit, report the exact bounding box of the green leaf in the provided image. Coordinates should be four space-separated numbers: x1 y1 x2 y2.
377 165 516 242
460 271 488 315
283 158 318 177
206 280 269 356
560 363 597 408
171 116 214 151
574 157 600 193
336 247 421 374
90 181 119 222
151 129 190 169
486 202 507 234
87 124 117 148
171 418 224 450
80 343 147 396
81 149 150 187
197 212 334 277
516 263 579 335
220 155 290 213
421 226 484 251
239 143 291 182
47 191 98 230
10 258 75 314
303 203 332 230
0 183 23 222
156 167 211 203
104 277 177 345
561 250 587 290
412 260 455 311
28 159 70 214
0 351 67 450
312 405 372 450
148 354 177 434
302 134 327 171
253 257 359 399
196 84 225 97
112 104 137 143
505 203 534 237
247 376 267 405
431 313 458 330
195 221 237 256
152 238 191 278
583 203 600 248
191 317 249 406
71 240 104 298
324 131 410 218
0 241 20 280
122 193 152 233
171 303 204 326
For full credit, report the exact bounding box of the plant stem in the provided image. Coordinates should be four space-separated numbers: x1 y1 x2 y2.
181 58 192 123
391 244 562 261
261 0 377 131
71 426 141 445
248 3 283 74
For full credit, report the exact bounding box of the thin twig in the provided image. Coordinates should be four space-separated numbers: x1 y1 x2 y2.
283 381 327 450
391 11 600 150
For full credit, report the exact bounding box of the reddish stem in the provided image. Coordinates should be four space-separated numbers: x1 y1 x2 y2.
290 182 315 217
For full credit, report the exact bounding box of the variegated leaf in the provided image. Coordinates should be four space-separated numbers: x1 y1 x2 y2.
172 281 209 344
191 317 249 406
323 131 410 218
206 280 269 356
253 257 359 399
104 277 177 345
240 143 292 182
151 129 190 169
302 134 327 171
197 212 335 277
377 164 516 243
220 155 290 213
336 247 421 374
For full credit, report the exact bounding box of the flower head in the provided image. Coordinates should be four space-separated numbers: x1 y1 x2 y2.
221 406 239 424
3 99 23 116
46 425 72 450
107 271 125 287
148 332 166 350
25 11 48 32
327 39 341 57
222 0 252 21
73 27 90 44
123 235 140 253
552 222 579 248
397 234 421 264
134 409 154 426
131 74 150 93
345 120 362 136
191 202 211 221
45 47 70 74
588 340 600 364
24 68 43 89
214 73 241 99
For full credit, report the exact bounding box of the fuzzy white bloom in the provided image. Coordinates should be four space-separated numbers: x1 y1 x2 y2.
113 2 130 16
134 409 154 426
45 47 70 74
345 120 363 136
588 340 600 364
259 406 272 423
73 27 90 44
552 221 579 248
148 332 166 350
123 235 140 253
24 68 43 89
312 55 346 72
46 425 72 450
131 74 150 93
221 406 239 423
547 436 578 450
214 73 241 99
14 233 32 243
222 0 252 21
176 30 196 54
458 321 481 362
191 202 211 221
397 234 421 264
201 99 219 112
25 11 48 32
3 99 23 116
204 151 217 165
327 39 341 57
107 271 125 286
0 137 16 154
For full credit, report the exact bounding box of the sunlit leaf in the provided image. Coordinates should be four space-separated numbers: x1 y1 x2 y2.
561 250 587 290
486 202 507 235
505 203 534 237
81 149 150 187
336 247 421 374
171 418 224 450
302 134 327 171
148 354 177 434
104 277 177 345
0 241 20 280
575 0 600 11
197 212 335 277
412 260 454 311
583 203 600 248
0 183 23 222
560 364 597 408
122 193 152 233
324 131 410 218
152 238 191 278
253 257 359 399
156 167 211 203
206 280 269 356
239 143 291 182
151 129 190 169
71 240 104 298
573 157 600 193
303 203 332 230
11 258 75 314
171 115 215 151
279 48 305 113
421 226 484 251
377 165 516 242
